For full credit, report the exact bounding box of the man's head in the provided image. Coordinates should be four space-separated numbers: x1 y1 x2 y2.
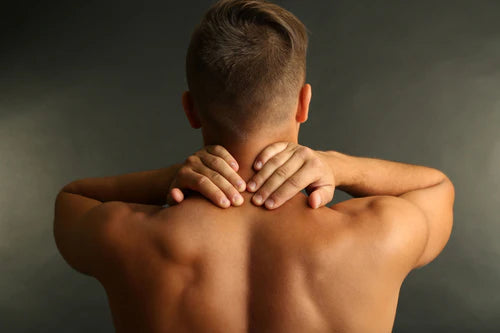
183 0 311 142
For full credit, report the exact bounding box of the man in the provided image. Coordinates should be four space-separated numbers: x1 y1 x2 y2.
54 0 455 332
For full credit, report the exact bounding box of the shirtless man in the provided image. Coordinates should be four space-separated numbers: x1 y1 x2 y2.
53 0 455 332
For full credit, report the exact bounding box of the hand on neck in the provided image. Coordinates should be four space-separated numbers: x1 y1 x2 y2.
182 85 311 182
201 124 299 183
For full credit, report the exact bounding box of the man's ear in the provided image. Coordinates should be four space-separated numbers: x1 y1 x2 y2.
295 83 312 123
182 91 202 129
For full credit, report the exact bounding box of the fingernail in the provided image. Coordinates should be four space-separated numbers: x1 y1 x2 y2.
254 194 263 205
237 180 245 191
233 194 243 205
255 161 262 170
265 199 274 209
248 181 256 191
221 198 230 207
230 161 238 170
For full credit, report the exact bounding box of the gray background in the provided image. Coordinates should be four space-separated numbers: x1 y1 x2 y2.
1 0 499 331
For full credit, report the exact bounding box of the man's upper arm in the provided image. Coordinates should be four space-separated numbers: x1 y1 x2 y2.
397 176 455 268
329 176 455 272
53 191 129 278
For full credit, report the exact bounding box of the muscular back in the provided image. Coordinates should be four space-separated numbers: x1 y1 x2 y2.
98 191 412 333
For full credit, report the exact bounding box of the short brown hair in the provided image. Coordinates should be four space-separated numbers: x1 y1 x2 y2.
186 0 308 135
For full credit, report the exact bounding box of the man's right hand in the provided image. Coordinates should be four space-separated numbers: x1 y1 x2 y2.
247 142 336 210
166 145 246 208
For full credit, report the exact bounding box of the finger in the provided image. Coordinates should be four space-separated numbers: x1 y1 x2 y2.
192 163 244 206
187 172 233 208
260 163 318 209
175 167 234 207
205 145 240 172
197 150 246 192
247 148 295 192
170 188 184 203
308 185 335 209
252 142 290 171
309 191 321 209
252 152 306 206
166 188 184 206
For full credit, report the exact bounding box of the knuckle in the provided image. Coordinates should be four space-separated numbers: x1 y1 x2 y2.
275 167 288 179
213 156 225 168
212 145 225 155
268 156 281 167
196 175 208 187
186 155 198 165
210 172 223 182
296 146 312 158
178 166 190 177
206 145 223 155
207 155 222 168
288 176 302 189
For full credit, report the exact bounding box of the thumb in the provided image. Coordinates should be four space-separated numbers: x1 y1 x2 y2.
308 185 335 209
166 188 185 206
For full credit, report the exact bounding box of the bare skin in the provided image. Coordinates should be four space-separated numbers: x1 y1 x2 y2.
54 84 454 332
99 190 404 333
91 143 452 332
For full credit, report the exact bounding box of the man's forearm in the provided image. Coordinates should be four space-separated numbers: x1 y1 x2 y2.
61 164 182 205
321 151 447 197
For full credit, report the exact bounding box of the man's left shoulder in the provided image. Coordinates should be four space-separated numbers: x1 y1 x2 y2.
105 202 166 245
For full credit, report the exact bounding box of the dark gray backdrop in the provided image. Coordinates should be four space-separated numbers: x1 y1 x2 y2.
1 0 499 332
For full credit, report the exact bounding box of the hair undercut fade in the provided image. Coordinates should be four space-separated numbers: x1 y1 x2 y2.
186 0 309 135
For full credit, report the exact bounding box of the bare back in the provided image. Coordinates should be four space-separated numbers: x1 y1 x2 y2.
98 192 408 333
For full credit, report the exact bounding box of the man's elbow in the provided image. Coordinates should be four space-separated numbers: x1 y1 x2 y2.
443 175 455 231
415 176 455 269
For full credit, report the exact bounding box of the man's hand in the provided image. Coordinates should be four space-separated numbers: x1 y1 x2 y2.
166 145 246 208
247 142 335 210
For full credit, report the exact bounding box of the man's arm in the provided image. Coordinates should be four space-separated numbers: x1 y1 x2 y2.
247 143 455 270
53 162 180 276
54 164 185 276
62 145 246 207
318 150 455 269
54 146 245 277
61 164 182 205
322 150 448 197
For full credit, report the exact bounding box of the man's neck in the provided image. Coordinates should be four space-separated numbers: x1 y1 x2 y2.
202 128 299 183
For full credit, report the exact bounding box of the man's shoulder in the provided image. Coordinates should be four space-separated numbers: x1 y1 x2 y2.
330 195 429 277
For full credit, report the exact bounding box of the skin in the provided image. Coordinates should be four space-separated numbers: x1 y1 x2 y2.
99 190 404 333
171 84 334 210
54 83 454 332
